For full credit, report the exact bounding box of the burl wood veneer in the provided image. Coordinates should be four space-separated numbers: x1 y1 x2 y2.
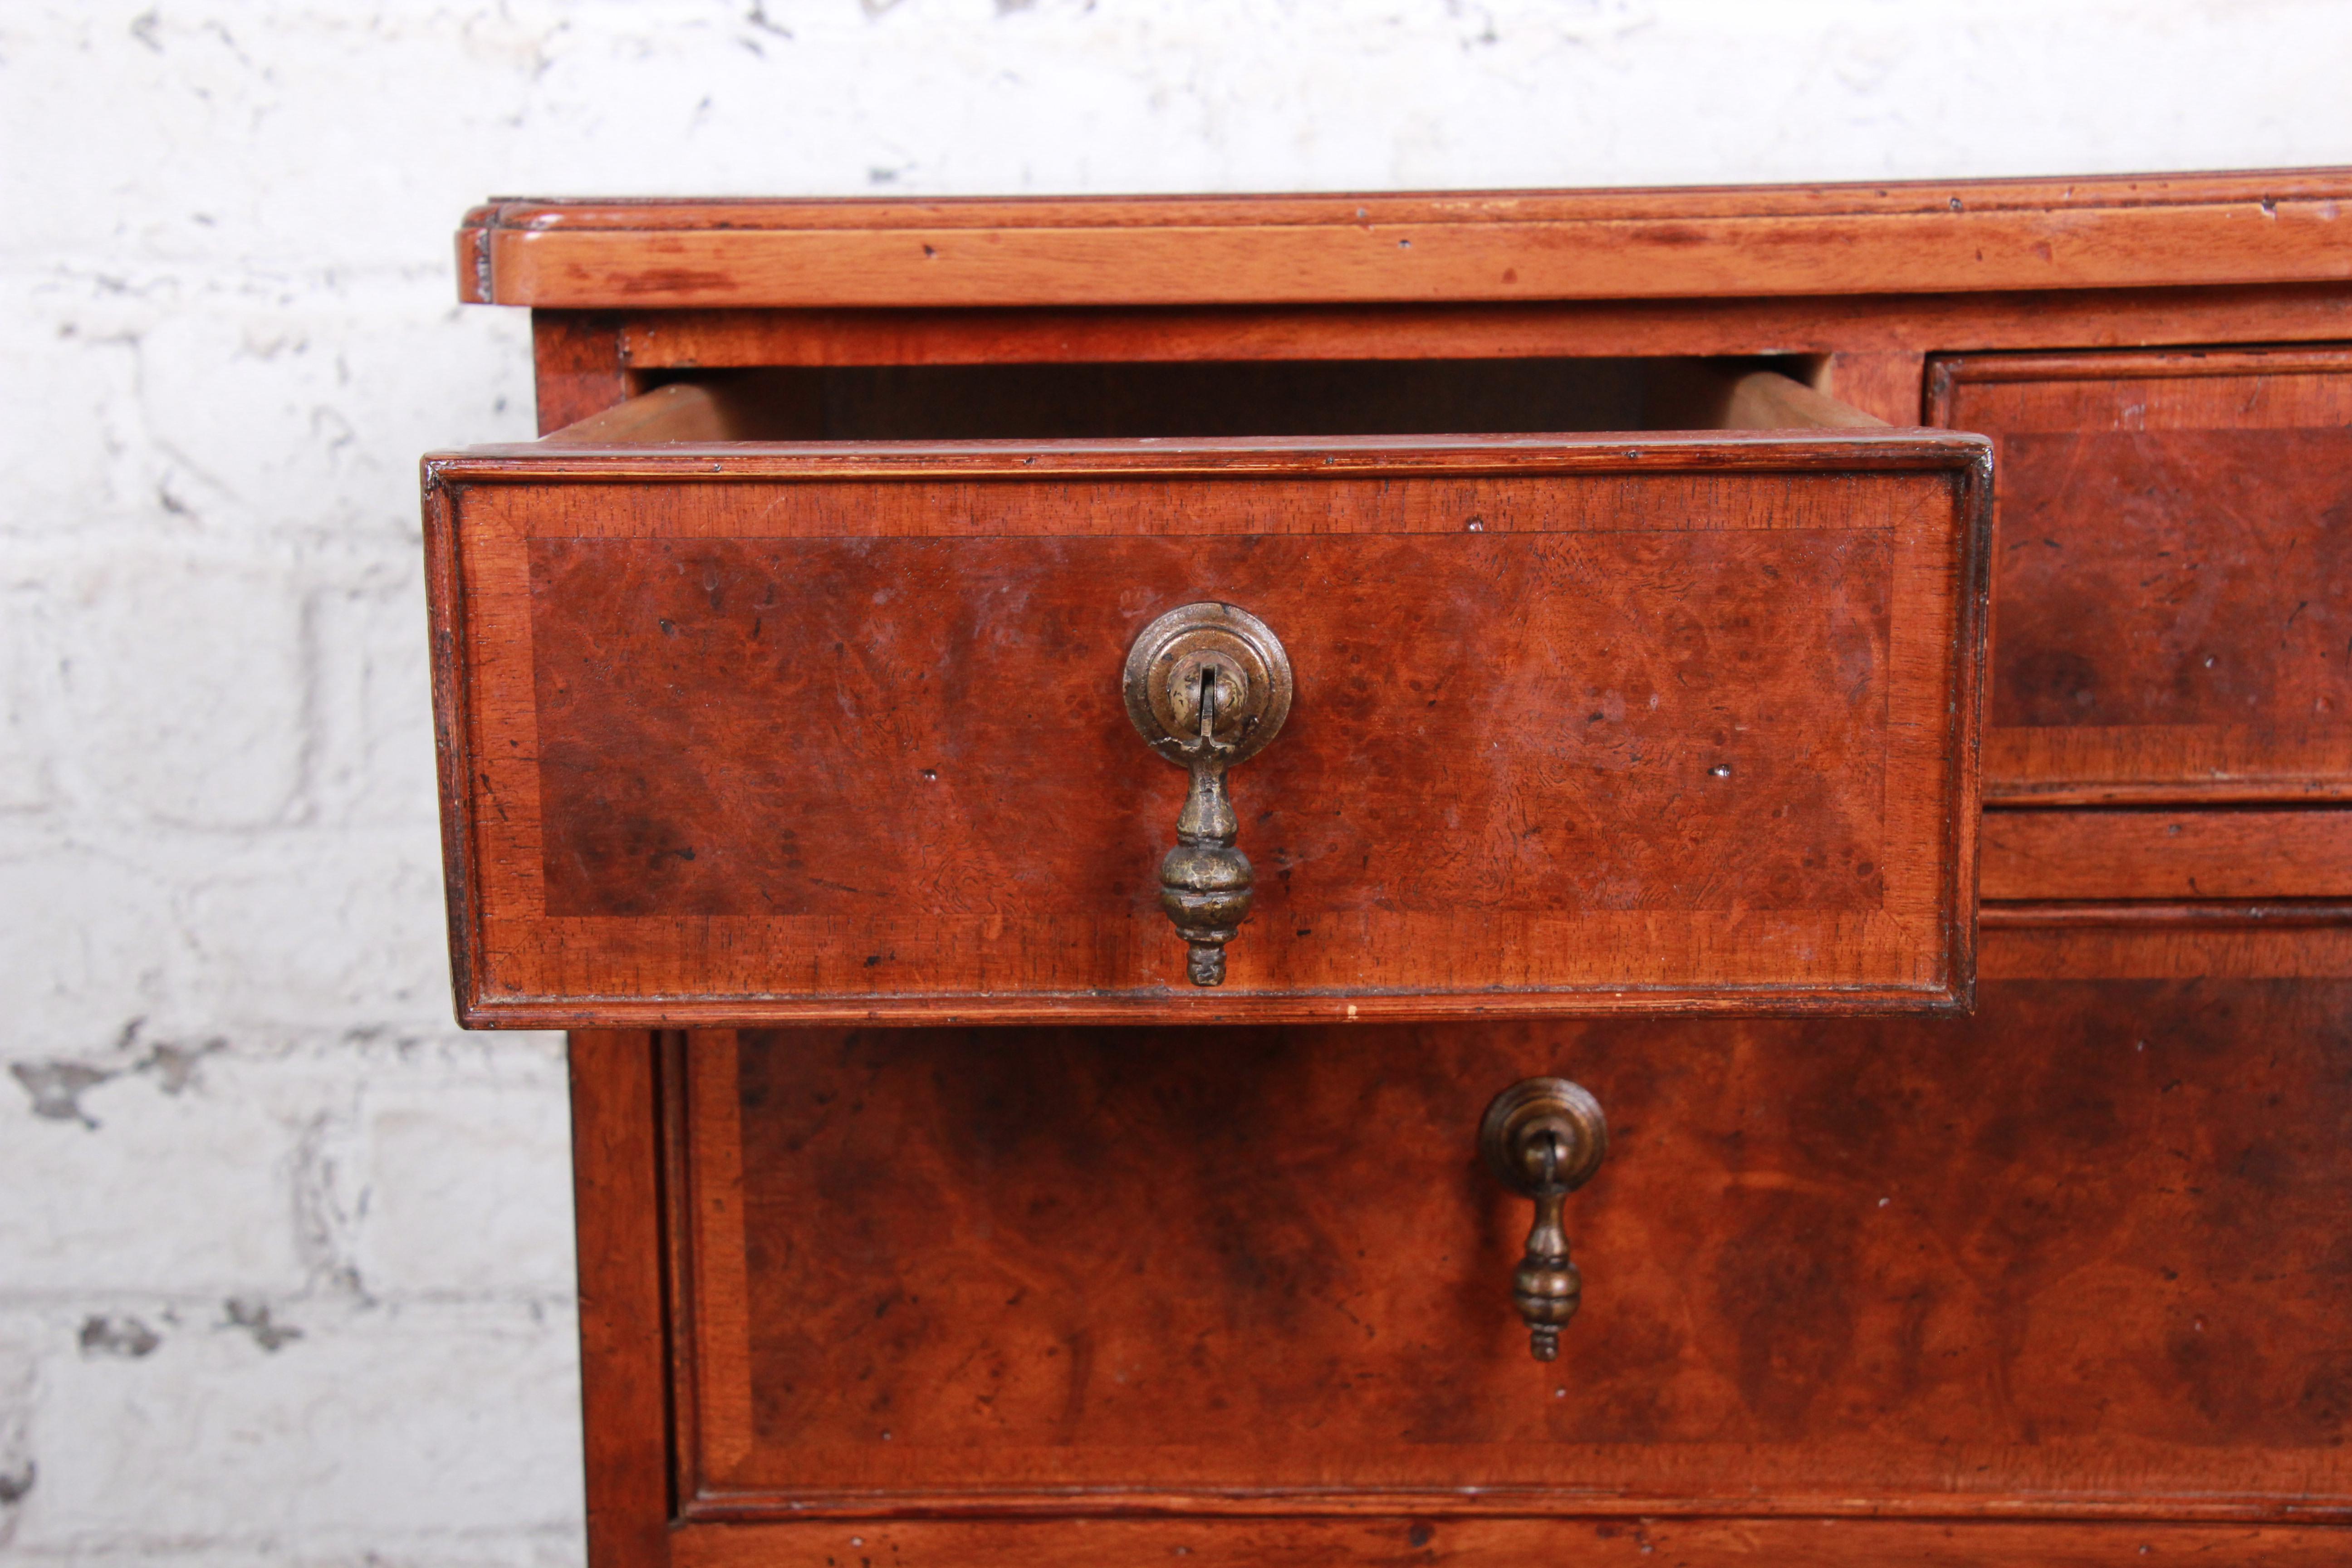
426 431 1986 1024
1930 348 2352 804
680 978 2352 1510
429 170 2352 1568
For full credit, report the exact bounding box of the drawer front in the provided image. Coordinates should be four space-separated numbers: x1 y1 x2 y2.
1983 808 2352 901
425 436 1986 1024
1929 348 2352 804
664 960 2352 1524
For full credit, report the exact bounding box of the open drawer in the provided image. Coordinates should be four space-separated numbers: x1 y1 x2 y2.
422 362 1990 1026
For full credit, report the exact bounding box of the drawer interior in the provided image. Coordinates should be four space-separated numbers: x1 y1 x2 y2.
563 355 1885 443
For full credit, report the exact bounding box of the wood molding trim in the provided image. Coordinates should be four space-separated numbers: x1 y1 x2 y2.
463 171 2352 309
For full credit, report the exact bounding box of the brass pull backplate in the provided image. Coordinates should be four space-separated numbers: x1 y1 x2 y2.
1480 1077 1609 1361
1123 602 1293 986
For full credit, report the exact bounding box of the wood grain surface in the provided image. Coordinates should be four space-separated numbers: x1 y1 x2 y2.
1983 809 2352 901
531 531 1892 921
531 312 632 436
1929 348 2352 805
567 1030 674 1568
658 1515 2352 1568
424 432 1987 1025
599 287 2352 375
456 171 2352 309
509 181 2352 1568
663 975 2352 1517
1981 922 2352 981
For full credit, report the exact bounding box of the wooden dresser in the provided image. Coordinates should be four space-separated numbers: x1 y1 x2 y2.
426 172 2352 1567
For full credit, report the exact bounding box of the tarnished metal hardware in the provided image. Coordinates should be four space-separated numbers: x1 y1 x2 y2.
1122 602 1293 986
1480 1077 1609 1362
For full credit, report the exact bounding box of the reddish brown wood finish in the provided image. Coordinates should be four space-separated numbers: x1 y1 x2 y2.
660 973 2352 1519
532 313 633 435
463 172 2352 309
1984 900 2352 930
427 431 1987 1025
1980 921 2352 980
1928 348 2352 804
485 177 2352 1568
605 288 2352 372
568 1030 672 1568
564 936 2352 1567
1983 809 2352 900
532 531 1890 921
663 1516 2350 1567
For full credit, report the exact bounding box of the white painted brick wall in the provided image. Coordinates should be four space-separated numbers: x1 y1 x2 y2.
2 1 2347 1560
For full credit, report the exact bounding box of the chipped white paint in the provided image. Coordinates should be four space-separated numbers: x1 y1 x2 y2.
1 1 2347 1561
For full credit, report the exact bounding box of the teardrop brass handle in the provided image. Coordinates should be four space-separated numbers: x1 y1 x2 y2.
1123 603 1292 986
1480 1077 1609 1361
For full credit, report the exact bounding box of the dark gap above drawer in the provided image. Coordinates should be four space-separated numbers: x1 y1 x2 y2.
623 354 1847 441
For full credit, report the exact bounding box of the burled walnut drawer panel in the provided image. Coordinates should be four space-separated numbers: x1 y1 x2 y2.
1929 347 2352 806
423 431 1988 1026
663 976 2352 1526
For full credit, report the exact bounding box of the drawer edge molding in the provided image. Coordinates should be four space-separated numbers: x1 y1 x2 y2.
456 983 1978 1030
426 427 1992 483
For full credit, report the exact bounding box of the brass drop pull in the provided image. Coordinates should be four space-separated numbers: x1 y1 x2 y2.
1480 1078 1609 1361
1123 603 1292 986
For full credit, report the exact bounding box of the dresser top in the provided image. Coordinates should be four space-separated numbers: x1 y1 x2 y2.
459 168 2352 311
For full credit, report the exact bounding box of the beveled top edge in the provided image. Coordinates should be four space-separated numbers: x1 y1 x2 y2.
455 169 2352 309
462 167 2352 232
